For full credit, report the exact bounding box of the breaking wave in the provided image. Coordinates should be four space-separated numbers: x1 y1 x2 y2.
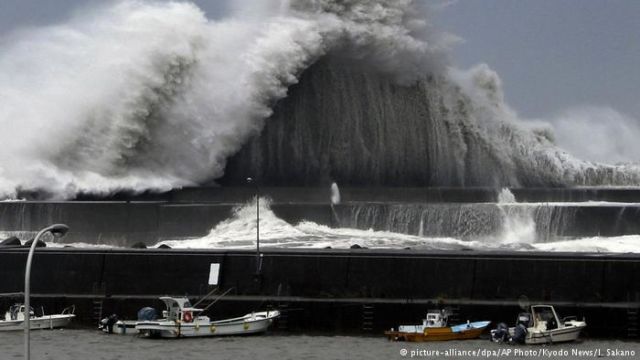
0 0 639 198
157 198 640 253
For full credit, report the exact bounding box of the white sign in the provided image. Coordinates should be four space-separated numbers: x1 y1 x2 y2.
208 263 220 285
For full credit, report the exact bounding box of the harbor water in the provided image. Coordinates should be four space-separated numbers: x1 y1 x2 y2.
1 330 639 360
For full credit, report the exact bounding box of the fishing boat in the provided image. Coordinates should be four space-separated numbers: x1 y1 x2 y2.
496 305 586 344
385 309 490 342
135 297 279 338
0 304 75 331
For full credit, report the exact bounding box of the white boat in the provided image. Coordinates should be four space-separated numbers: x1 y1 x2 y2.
99 315 138 335
135 297 279 338
0 304 75 331
505 305 586 344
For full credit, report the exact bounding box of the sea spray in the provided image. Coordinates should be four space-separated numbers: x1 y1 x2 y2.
156 197 480 250
1 0 639 199
0 0 448 198
155 197 640 253
496 188 537 245
330 182 341 226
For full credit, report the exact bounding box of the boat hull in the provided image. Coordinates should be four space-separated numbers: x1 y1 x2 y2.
136 311 279 338
0 314 75 331
386 321 490 342
100 320 138 335
526 325 585 344
509 323 586 344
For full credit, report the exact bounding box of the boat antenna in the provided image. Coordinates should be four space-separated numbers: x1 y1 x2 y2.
201 287 235 313
192 288 219 308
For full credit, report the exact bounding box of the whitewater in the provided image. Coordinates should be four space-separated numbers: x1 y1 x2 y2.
153 194 639 253
2 191 637 253
0 0 448 198
0 1 638 253
0 0 639 199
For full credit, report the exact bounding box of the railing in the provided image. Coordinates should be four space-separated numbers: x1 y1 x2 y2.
61 305 75 315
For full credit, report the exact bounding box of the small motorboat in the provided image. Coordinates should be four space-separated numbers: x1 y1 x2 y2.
492 305 586 344
0 304 75 331
98 314 137 335
135 297 279 338
385 309 490 342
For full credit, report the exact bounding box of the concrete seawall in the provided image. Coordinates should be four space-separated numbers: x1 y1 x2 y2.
70 186 640 203
2 201 640 246
0 248 638 337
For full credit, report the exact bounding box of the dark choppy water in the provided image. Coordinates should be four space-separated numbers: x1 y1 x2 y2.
1 329 639 360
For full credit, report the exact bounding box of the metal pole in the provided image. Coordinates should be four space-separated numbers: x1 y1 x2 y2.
256 182 260 270
247 177 261 275
24 226 49 360
24 224 68 360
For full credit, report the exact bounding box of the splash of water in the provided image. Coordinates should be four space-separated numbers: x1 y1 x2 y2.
157 197 484 250
496 188 536 245
0 0 639 199
0 0 447 199
157 198 639 253
497 188 516 203
330 182 341 205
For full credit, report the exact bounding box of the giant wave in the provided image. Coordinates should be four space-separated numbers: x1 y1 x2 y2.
0 0 638 199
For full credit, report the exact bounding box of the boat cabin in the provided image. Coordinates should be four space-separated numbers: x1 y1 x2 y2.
530 305 560 331
158 297 203 322
423 309 448 328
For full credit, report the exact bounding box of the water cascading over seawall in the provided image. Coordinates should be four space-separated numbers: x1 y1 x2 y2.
0 1 639 199
221 56 514 187
221 56 640 188
334 202 577 242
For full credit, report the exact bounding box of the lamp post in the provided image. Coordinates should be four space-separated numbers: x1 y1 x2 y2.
246 177 261 275
24 224 69 360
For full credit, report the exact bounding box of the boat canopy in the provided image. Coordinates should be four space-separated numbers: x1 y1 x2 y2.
158 297 204 320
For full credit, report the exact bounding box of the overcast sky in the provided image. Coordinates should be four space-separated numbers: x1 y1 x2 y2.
1 0 638 122
437 0 640 120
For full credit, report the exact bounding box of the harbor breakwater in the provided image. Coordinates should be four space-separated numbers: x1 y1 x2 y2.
1 187 639 337
0 248 638 337
2 187 640 246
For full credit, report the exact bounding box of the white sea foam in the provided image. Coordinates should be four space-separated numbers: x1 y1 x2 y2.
532 235 640 253
156 198 640 253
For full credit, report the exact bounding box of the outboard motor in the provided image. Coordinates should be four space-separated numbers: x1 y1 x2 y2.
99 314 118 334
490 322 510 343
512 323 528 344
511 312 531 344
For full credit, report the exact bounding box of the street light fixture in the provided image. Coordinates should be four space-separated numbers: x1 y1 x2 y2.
246 177 261 275
24 224 69 360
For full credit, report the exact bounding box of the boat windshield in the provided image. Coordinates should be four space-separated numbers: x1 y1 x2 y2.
532 306 558 330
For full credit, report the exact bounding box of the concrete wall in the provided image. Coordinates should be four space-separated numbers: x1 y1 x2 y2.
2 201 640 246
2 248 638 301
71 186 640 203
0 248 638 336
0 202 332 246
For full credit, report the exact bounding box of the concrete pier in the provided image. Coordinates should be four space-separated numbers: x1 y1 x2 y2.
0 248 638 337
1 201 640 246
